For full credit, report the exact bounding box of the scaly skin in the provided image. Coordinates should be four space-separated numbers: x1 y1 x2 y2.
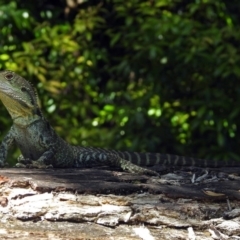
0 70 240 176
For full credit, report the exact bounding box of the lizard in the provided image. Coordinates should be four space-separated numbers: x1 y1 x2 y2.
0 70 240 176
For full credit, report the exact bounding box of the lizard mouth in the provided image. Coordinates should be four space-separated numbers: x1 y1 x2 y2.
0 86 32 109
0 85 16 95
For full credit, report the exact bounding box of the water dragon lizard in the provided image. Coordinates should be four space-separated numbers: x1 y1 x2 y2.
0 70 239 176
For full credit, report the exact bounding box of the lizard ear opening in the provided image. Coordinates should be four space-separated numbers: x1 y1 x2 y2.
21 87 27 92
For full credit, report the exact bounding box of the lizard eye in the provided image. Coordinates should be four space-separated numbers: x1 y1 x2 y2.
4 73 14 80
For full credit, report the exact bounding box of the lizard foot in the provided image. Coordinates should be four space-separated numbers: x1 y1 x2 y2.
118 158 159 176
15 159 53 169
17 155 53 169
28 161 53 169
15 163 28 168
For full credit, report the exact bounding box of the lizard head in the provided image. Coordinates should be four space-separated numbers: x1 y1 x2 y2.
0 70 42 121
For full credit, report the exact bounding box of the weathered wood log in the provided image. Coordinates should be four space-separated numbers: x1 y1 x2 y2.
0 166 240 239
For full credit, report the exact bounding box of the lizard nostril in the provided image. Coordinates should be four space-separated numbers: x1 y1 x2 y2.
21 87 27 92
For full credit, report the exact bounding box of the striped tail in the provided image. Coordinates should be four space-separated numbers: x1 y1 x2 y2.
73 146 240 168
112 150 240 167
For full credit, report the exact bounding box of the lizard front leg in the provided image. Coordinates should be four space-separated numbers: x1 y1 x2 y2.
16 135 57 169
0 127 15 167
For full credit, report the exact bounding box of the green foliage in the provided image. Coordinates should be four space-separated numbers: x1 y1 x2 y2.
1 0 240 162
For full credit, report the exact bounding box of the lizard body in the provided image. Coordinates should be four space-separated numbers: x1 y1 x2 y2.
0 70 240 175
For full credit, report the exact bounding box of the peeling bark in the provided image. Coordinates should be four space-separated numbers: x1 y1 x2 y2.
0 167 240 239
